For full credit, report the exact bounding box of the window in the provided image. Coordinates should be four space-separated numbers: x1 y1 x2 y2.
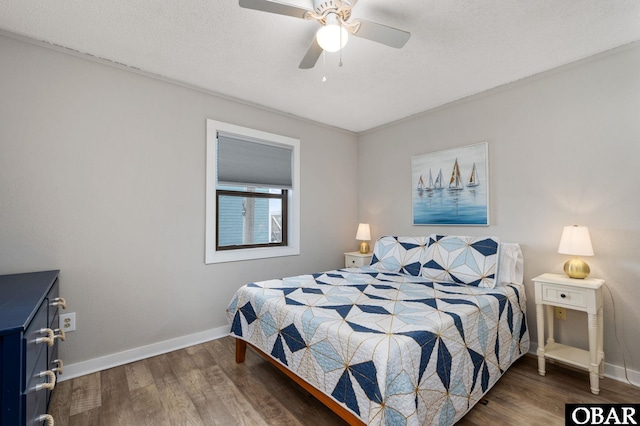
205 120 300 263
216 186 287 250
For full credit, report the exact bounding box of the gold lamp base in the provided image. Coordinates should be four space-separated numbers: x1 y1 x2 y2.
359 241 370 254
564 257 590 279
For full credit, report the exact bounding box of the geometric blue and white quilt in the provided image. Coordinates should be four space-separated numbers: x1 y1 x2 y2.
227 266 530 426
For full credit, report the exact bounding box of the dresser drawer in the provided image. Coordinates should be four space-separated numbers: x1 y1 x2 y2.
47 311 60 407
25 342 49 416
24 302 49 384
48 311 60 373
25 366 49 426
47 279 61 329
540 283 587 309
25 336 49 390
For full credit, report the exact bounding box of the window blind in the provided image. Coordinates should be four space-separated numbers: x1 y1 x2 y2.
217 132 293 189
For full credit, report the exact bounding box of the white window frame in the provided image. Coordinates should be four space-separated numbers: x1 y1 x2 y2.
205 120 300 264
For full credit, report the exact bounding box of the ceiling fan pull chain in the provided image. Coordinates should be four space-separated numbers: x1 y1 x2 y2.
339 21 344 67
322 50 327 82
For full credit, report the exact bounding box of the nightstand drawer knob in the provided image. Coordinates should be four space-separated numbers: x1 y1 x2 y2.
560 293 567 298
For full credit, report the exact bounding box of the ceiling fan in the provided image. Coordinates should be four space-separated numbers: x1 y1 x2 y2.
239 0 411 69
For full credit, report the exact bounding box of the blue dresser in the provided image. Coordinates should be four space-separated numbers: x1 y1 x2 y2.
0 271 66 426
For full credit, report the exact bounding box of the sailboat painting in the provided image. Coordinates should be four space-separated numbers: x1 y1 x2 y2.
412 142 489 225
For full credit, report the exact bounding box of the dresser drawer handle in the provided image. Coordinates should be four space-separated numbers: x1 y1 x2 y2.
52 297 67 309
52 359 64 375
35 370 56 391
35 328 55 347
35 414 55 426
54 328 66 342
560 294 567 298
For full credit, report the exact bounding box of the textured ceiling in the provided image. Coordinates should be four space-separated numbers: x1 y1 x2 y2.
1 0 639 133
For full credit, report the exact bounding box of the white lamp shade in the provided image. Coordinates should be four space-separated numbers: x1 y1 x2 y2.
355 223 371 241
316 23 348 52
558 225 594 256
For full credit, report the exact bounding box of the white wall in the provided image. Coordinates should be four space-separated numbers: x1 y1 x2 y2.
357 43 640 375
0 34 359 367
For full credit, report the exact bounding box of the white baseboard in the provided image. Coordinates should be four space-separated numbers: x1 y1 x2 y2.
59 325 230 381
604 360 640 386
528 343 640 387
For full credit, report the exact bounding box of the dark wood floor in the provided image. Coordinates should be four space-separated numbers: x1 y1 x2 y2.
49 336 640 425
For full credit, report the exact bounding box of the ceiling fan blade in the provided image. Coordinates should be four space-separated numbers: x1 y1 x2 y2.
299 38 323 69
239 0 311 19
352 19 410 48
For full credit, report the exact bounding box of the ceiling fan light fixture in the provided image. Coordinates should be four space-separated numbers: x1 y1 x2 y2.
316 15 348 52
238 0 410 69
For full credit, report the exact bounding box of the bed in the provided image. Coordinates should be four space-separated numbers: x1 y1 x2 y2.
227 235 530 425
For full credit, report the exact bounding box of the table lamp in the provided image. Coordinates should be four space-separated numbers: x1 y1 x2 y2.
355 223 371 254
558 225 594 279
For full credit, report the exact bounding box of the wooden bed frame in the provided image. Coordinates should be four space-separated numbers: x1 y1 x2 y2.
235 338 366 426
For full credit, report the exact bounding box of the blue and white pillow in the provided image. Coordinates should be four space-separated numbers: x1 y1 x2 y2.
422 235 500 288
369 236 430 276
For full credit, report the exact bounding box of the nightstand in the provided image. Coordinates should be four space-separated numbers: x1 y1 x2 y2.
344 251 373 268
532 273 605 394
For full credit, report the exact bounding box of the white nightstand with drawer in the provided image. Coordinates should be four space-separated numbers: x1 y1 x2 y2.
533 273 605 394
344 251 373 268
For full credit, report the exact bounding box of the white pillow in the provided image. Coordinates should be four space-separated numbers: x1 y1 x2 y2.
496 242 524 286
